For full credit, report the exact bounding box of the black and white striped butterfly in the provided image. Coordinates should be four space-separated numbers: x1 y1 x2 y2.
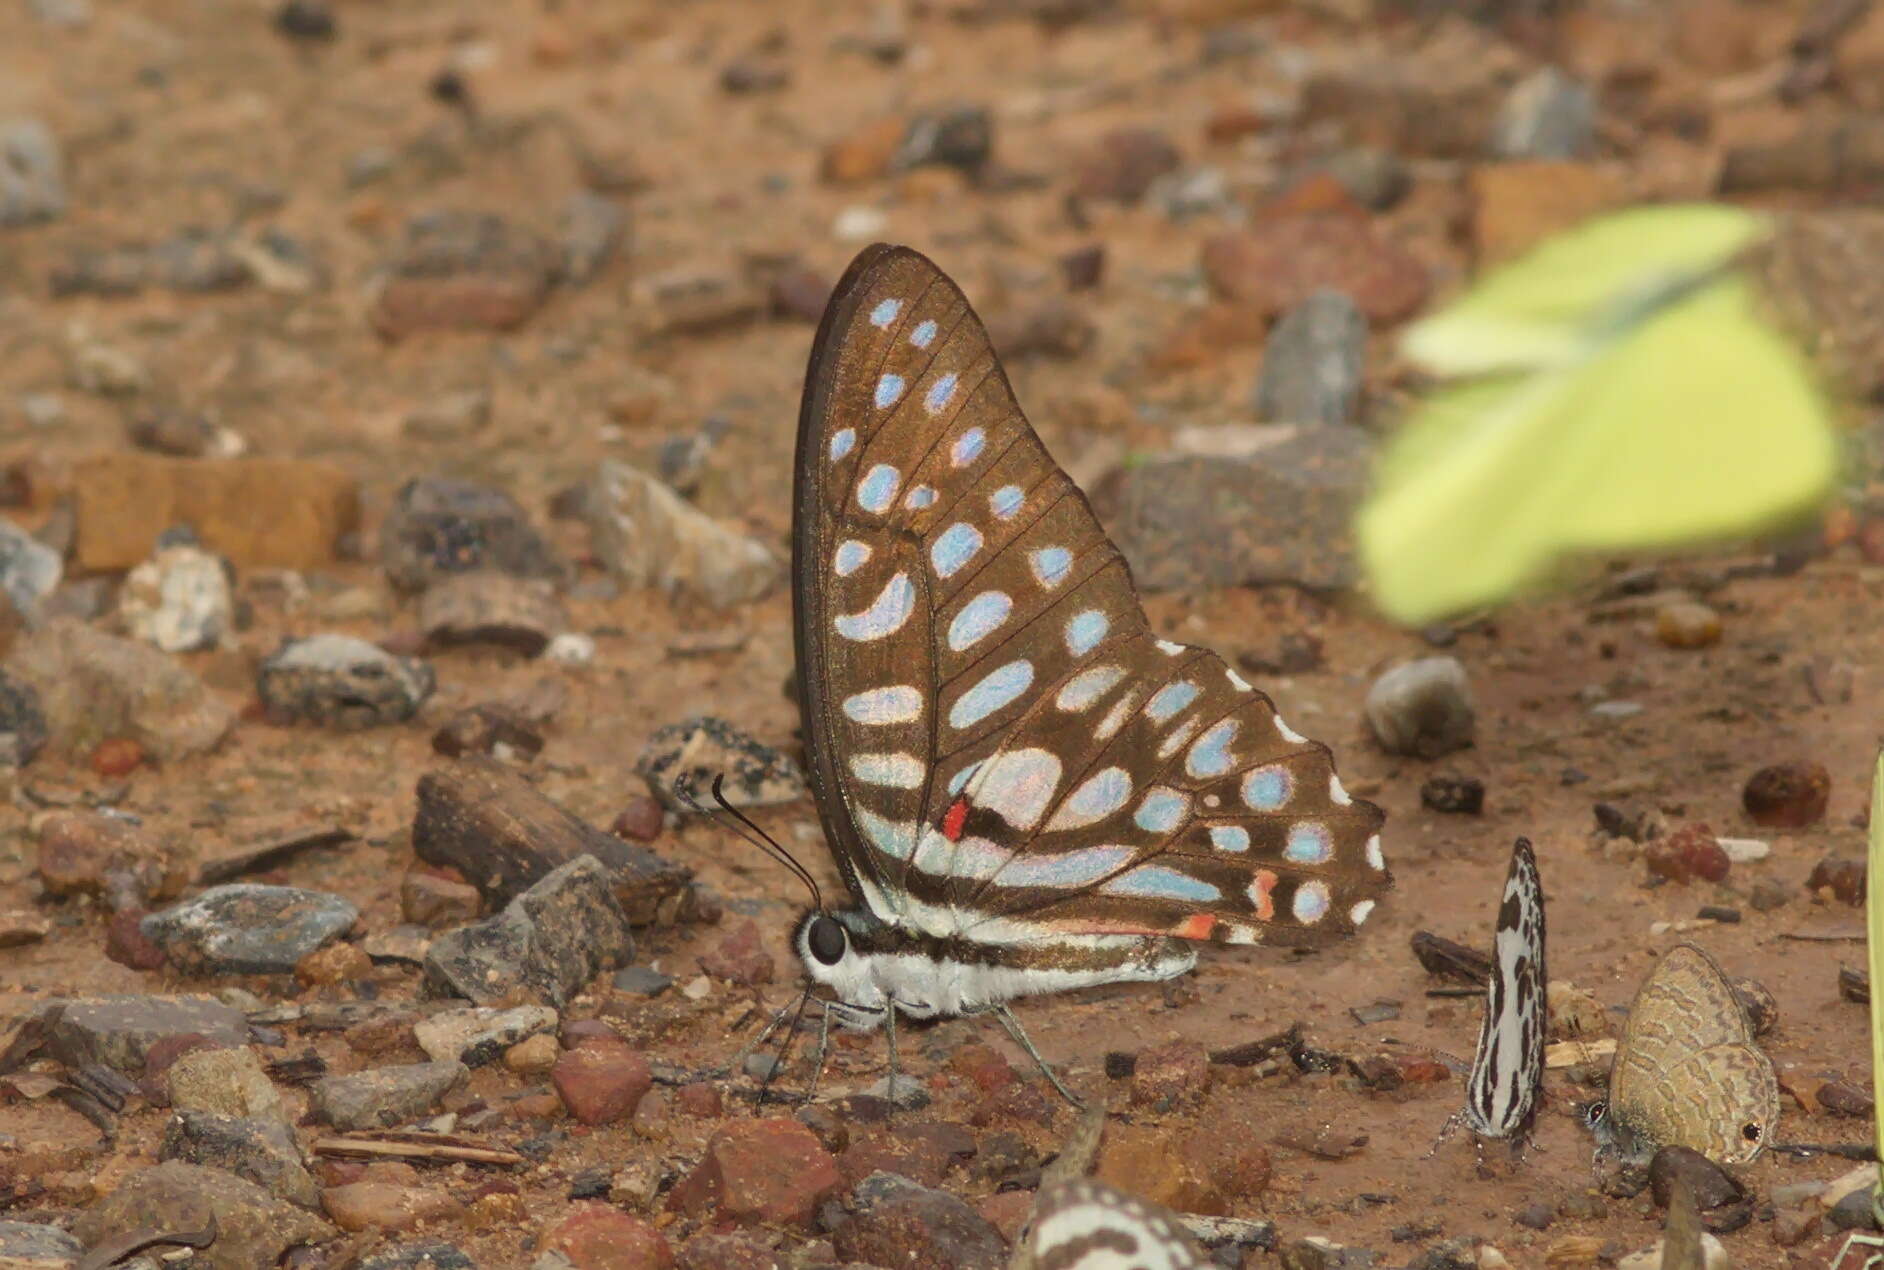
784 244 1393 1095
1011 1180 1207 1270
1457 837 1547 1151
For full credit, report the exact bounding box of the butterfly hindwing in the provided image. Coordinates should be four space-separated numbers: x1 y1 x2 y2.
1014 1180 1208 1270
795 244 1389 950
1464 837 1546 1144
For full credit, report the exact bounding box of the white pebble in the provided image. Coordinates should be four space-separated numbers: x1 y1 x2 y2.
545 632 595 666
1717 837 1770 863
833 204 889 242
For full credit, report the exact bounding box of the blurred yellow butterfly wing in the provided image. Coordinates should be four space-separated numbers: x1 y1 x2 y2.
1360 274 1837 624
1836 755 1884 1267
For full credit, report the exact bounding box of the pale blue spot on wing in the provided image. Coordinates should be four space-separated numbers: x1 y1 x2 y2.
1145 681 1199 723
1056 664 1124 711
830 428 855 461
911 319 937 347
833 540 871 577
870 298 901 327
1209 826 1250 853
1186 720 1238 778
947 760 981 795
1101 866 1221 903
1134 787 1190 834
1049 765 1132 831
1065 609 1108 656
949 660 1033 730
842 685 922 724
875 374 906 409
925 372 959 414
997 844 1135 889
990 486 1024 520
1285 822 1333 865
857 463 901 513
1031 547 1072 587
855 805 916 859
948 591 1012 651
834 572 914 641
1242 765 1292 811
904 485 936 510
930 522 983 579
1293 880 1331 923
951 426 985 466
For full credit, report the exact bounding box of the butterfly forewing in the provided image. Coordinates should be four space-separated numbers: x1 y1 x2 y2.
795 244 1389 948
1464 837 1546 1144
1013 1181 1208 1270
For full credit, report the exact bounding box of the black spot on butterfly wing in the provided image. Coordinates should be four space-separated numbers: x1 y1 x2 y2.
1465 837 1547 1146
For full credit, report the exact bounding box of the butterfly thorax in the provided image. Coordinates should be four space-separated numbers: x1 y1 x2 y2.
793 907 1195 1029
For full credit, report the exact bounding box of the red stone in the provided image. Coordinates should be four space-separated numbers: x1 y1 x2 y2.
1808 855 1866 907
1743 761 1831 829
104 907 166 970
838 1129 953 1188
1073 127 1181 204
948 1043 1015 1094
675 1232 784 1270
1396 1056 1451 1084
545 1203 675 1270
1644 823 1731 885
675 1082 723 1118
1200 217 1428 323
551 1037 653 1126
668 1117 841 1228
610 795 665 843
699 920 775 987
90 737 144 777
561 1019 621 1049
977 1190 1034 1244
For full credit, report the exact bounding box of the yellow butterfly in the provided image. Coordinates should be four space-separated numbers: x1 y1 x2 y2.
1833 754 1884 1269
1357 205 1839 626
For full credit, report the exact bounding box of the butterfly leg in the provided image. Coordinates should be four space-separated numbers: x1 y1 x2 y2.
989 1003 1084 1109
884 1000 905 1108
712 999 796 1082
1831 1232 1884 1269
802 1000 834 1106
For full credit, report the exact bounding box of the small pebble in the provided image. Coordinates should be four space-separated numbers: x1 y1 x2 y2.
1655 601 1721 649
1363 657 1474 758
1419 774 1484 815
1643 824 1729 885
609 795 665 842
1743 760 1831 828
1807 855 1865 906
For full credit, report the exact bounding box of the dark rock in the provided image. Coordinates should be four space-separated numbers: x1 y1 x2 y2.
1073 127 1181 204
828 1172 1005 1270
1648 1146 1743 1214
1819 1078 1875 1118
1743 761 1831 828
0 1222 82 1266
1315 148 1410 212
637 716 806 812
893 106 993 177
0 119 66 227
1831 1186 1883 1230
369 211 559 340
1238 632 1324 677
1513 1202 1553 1230
413 1004 557 1068
0 669 47 767
422 855 635 1008
40 995 246 1072
1364 657 1475 758
1807 855 1865 906
1059 243 1104 291
379 477 564 594
72 1161 332 1269
414 756 695 919
160 1110 321 1207
419 573 564 657
612 965 674 996
258 634 434 728
1419 775 1485 815
308 1060 467 1131
358 1244 477 1270
1089 425 1371 592
1253 291 1367 426
431 704 544 761
669 1117 842 1228
140 884 359 976
274 0 336 40
720 54 790 94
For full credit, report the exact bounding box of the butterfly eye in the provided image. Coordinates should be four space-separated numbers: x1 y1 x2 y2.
808 915 847 966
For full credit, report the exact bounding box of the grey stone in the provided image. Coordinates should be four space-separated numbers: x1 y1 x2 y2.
635 716 805 812
29 0 91 26
378 476 564 593
1492 66 1595 160
165 1045 288 1124
0 516 62 621
0 1221 81 1267
119 545 232 653
1254 290 1367 426
1364 657 1475 758
0 119 66 227
310 1060 467 1131
423 856 634 1009
362 1244 478 1270
159 1111 320 1207
18 393 64 429
1318 147 1409 211
141 884 360 975
418 572 564 657
578 460 779 609
0 669 47 766
862 1074 932 1110
413 1004 557 1068
41 994 247 1072
148 228 251 292
6 618 235 760
559 192 628 287
831 1172 1005 1270
257 634 434 728
1089 424 1370 592
611 966 673 996
71 1161 332 1270
893 106 993 175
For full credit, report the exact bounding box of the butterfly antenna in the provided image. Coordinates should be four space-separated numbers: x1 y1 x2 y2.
700 774 825 913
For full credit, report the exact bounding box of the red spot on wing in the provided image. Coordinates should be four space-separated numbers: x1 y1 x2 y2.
1175 912 1216 941
1251 870 1278 921
941 797 970 842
